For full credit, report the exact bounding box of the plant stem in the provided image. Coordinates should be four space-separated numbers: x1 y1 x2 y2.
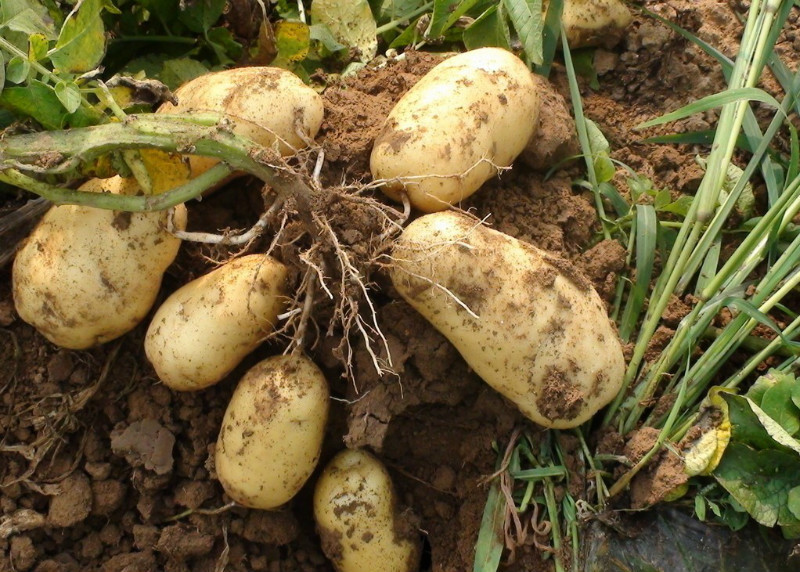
0 163 232 211
0 114 315 217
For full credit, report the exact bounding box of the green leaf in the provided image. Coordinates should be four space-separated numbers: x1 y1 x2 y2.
54 80 81 113
310 0 378 62
0 53 4 98
160 58 209 90
5 55 30 84
0 80 101 129
659 195 693 217
48 0 109 74
761 375 800 436
473 479 505 572
714 442 800 528
178 0 226 34
373 0 425 23
3 6 57 38
463 6 510 50
502 0 543 66
721 391 800 455
309 23 347 54
206 26 243 64
599 182 630 217
428 0 459 38
789 486 800 521
637 87 783 129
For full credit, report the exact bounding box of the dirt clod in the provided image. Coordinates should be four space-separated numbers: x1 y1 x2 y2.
110 419 175 475
47 471 92 528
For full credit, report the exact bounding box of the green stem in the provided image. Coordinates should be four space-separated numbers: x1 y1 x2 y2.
0 36 57 82
0 114 315 216
0 163 232 211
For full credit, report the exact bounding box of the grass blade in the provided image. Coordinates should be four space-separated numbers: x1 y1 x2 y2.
619 205 657 342
637 87 782 129
561 26 609 239
473 478 505 572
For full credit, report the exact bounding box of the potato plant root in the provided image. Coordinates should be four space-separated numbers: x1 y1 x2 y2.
1 4 799 571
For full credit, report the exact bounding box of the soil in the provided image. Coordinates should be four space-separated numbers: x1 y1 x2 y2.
2 2 799 571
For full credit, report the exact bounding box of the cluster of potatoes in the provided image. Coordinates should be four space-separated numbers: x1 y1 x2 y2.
12 5 631 567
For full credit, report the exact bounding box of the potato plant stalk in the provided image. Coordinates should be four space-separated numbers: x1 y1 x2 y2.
0 114 314 214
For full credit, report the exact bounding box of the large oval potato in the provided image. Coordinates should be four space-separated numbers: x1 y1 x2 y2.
389 211 625 428
144 254 289 391
158 66 324 178
370 47 540 212
12 176 187 349
314 448 421 572
216 354 329 509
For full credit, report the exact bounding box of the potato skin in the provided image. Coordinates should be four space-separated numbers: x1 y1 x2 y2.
144 254 288 391
216 354 329 509
548 0 632 48
158 66 324 177
314 449 421 572
12 176 186 349
389 211 625 428
370 47 540 213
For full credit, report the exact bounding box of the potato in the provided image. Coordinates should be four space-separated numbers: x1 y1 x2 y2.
216 354 329 509
158 66 324 178
370 47 540 213
314 449 421 572
144 254 288 391
547 0 633 49
12 176 187 349
389 211 625 428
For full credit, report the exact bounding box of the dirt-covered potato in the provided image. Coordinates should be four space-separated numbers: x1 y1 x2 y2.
547 0 633 48
370 47 540 212
314 448 421 572
12 176 187 349
216 354 329 509
144 254 288 391
389 211 625 428
157 66 324 178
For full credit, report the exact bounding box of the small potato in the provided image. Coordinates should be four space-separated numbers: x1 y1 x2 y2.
314 449 421 572
370 47 540 212
158 66 324 178
216 354 329 509
389 211 625 428
547 0 633 48
12 176 187 349
145 254 288 391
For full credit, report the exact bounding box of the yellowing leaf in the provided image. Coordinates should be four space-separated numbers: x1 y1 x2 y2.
310 0 377 63
684 388 732 476
49 0 110 74
273 21 311 66
123 149 191 195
